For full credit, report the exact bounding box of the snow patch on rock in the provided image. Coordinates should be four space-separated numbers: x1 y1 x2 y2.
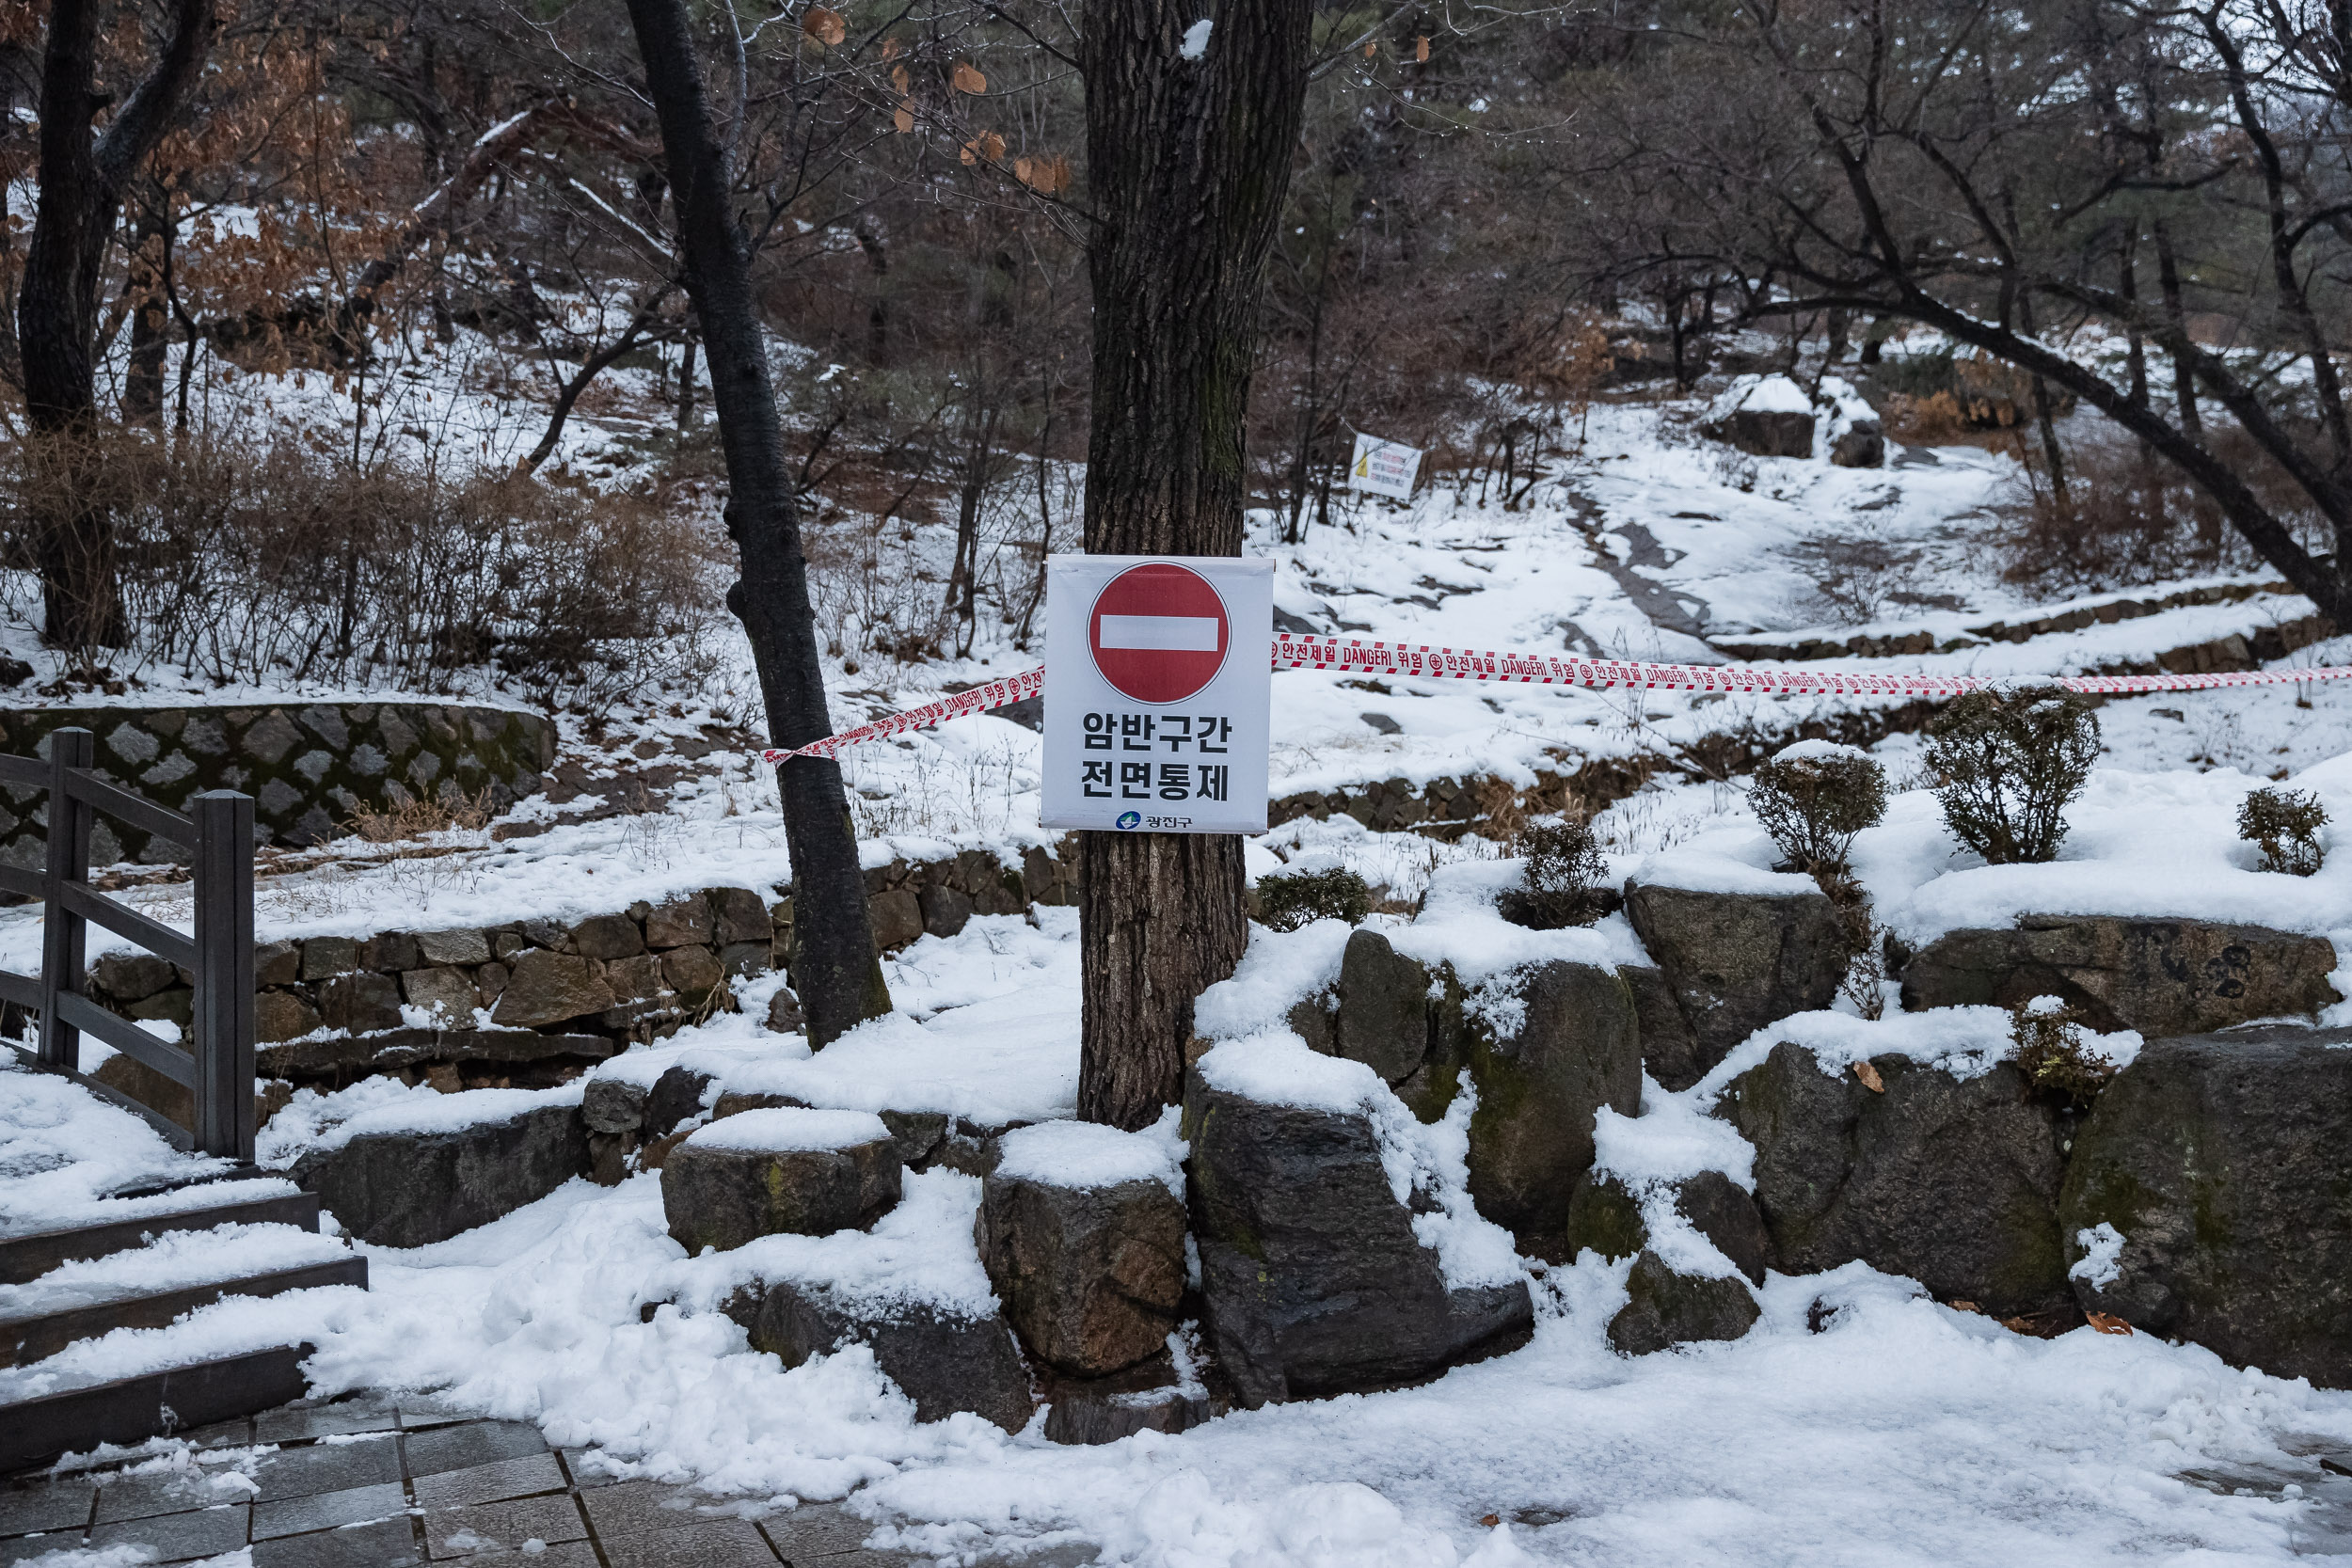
684 1107 890 1154
992 1113 1184 1198
2071 1223 2126 1291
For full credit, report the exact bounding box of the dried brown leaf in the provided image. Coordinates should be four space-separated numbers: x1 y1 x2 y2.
960 130 1005 166
953 61 986 94
1852 1060 1884 1093
1013 152 1070 194
803 7 845 45
882 36 900 58
2088 1312 2134 1336
893 102 914 134
1416 34 1430 61
892 63 910 95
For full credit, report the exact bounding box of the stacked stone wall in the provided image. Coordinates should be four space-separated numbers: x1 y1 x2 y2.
0 702 553 859
87 843 1076 1100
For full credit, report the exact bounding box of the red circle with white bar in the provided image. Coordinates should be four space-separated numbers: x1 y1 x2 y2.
1088 562 1231 705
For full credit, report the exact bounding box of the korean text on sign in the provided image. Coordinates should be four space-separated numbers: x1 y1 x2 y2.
1349 432 1423 500
1041 555 1272 834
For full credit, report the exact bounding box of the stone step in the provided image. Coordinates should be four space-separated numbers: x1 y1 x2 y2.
0 1191 321 1287
0 1255 367 1370
0 1342 313 1475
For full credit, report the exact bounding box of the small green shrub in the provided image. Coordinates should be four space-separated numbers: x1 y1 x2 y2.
1924 685 2100 864
1255 867 1373 932
2238 785 2328 877
1500 817 1610 929
1749 742 1889 874
2009 995 2117 1106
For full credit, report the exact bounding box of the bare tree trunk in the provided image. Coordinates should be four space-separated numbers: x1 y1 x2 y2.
2155 225 2201 438
2015 299 2071 516
944 400 999 658
120 177 172 429
854 215 889 364
19 0 215 652
519 293 672 474
1075 0 1314 1128
622 0 889 1045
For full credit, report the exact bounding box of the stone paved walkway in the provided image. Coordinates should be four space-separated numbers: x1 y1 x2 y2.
0 1397 1089 1566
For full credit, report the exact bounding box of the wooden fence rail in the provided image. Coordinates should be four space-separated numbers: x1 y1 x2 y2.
0 727 256 1160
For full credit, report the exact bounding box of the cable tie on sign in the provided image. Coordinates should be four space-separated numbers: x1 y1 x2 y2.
758 636 2347 764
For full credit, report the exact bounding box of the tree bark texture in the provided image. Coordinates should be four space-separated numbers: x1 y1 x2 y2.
19 0 214 651
622 0 889 1046
1075 0 1314 1128
120 177 171 428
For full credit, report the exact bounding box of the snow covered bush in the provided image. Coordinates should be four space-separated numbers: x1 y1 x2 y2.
1498 818 1610 929
1748 741 1888 874
1923 685 2099 864
2009 996 2116 1106
1255 867 1373 931
2238 785 2328 877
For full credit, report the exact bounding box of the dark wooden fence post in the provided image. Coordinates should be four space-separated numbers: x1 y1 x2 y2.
190 790 255 1161
38 727 92 1076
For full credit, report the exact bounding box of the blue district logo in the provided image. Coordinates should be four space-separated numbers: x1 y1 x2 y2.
1116 810 1143 831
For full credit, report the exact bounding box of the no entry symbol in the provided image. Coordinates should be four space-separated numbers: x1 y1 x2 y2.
1087 562 1232 705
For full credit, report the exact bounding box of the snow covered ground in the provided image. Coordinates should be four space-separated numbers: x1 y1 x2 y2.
14 346 2352 1560
13 898 2352 1564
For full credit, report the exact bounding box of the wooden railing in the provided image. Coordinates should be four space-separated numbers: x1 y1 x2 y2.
0 727 255 1160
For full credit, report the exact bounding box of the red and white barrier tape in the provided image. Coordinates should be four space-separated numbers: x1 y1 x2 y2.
762 665 1043 762
760 635 2349 763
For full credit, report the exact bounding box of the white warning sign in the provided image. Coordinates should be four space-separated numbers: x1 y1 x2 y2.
1040 554 1272 834
1348 432 1423 500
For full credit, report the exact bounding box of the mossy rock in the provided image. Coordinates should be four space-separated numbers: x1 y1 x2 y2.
1456 961 1642 1262
2058 1025 2352 1386
1607 1248 1759 1355
1721 1041 2071 1319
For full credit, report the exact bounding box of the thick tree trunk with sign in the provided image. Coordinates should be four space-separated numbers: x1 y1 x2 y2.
1075 0 1314 1128
622 0 889 1045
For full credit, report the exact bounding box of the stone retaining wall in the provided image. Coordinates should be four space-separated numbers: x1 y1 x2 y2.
89 843 1077 1101
1269 703 1944 839
0 701 554 860
1712 580 2323 664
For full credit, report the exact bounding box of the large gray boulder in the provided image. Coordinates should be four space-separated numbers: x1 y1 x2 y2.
1900 916 2341 1037
294 1096 590 1246
1333 928 1431 1085
739 1280 1035 1432
1626 882 1851 1081
1321 933 1641 1259
1721 1042 2073 1321
1458 961 1642 1260
1706 407 1815 458
662 1108 902 1252
1621 962 1705 1093
1184 1060 1533 1407
976 1123 1187 1378
2058 1026 2352 1386
580 1074 649 1136
1608 1249 1759 1354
